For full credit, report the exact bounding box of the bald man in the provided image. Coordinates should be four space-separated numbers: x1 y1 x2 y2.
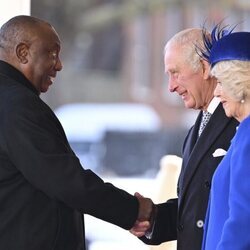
131 28 239 250
0 15 154 250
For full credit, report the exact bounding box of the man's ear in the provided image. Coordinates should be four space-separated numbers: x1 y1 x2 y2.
16 43 29 64
201 59 211 80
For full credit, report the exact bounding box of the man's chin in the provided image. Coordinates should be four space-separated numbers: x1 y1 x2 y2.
41 85 50 93
184 102 194 109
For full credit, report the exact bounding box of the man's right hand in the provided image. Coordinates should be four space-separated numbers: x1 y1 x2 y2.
136 192 154 222
130 220 150 237
131 192 156 237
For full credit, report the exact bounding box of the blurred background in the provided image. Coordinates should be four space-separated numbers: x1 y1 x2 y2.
1 0 250 249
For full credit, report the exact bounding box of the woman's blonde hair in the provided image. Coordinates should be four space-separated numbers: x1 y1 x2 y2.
211 60 250 101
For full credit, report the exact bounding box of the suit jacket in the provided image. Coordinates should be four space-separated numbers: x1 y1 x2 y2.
141 103 239 250
0 60 138 250
202 115 250 250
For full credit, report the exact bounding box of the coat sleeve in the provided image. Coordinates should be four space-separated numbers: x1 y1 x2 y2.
2 95 139 230
140 198 178 245
217 119 250 249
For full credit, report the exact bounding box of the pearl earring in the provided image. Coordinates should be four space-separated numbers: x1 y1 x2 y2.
241 99 245 104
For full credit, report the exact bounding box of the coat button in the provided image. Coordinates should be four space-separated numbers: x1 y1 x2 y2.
204 180 211 188
196 220 204 228
177 224 184 231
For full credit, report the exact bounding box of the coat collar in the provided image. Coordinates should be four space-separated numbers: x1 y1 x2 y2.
0 60 39 96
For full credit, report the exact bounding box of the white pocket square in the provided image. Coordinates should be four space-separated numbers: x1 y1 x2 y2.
212 148 227 157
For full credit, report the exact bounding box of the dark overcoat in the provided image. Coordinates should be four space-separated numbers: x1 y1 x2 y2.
0 61 138 250
141 100 239 250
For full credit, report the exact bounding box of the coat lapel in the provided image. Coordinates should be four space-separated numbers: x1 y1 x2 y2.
181 111 202 170
179 104 233 209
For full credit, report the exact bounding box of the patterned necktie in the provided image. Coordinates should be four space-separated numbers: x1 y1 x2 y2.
198 111 212 136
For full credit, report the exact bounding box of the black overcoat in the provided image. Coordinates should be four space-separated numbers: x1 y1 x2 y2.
0 61 138 250
141 100 239 250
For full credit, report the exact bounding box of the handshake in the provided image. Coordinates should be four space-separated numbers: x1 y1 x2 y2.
130 192 157 238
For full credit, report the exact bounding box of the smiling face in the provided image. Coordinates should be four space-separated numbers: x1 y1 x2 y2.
164 42 215 110
0 16 63 94
212 60 250 122
12 23 63 94
23 24 63 93
214 82 242 120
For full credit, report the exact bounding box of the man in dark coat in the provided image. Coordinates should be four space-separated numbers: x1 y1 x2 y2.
0 15 154 250
130 28 239 250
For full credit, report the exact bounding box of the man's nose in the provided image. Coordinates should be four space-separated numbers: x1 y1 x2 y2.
56 58 63 71
168 77 178 92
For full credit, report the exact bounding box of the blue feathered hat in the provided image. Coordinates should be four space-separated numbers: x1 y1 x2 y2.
200 23 250 67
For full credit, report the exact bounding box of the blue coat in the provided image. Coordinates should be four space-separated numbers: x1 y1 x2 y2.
202 115 250 250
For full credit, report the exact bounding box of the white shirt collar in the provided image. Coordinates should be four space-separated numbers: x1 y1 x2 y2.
207 97 220 114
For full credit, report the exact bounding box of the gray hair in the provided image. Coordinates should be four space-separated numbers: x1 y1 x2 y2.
211 60 250 101
164 28 209 72
0 15 50 54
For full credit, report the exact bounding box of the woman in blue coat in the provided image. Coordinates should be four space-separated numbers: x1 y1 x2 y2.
200 26 250 249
